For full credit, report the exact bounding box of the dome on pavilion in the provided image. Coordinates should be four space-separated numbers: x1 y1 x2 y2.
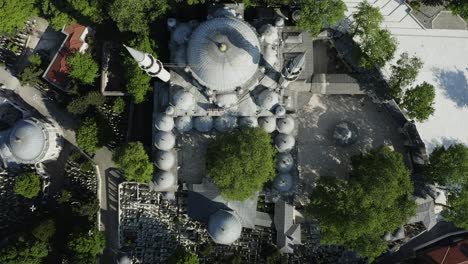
215 93 238 108
8 119 48 163
154 150 175 171
186 16 261 93
154 131 176 151
174 116 193 132
151 171 175 191
276 116 295 134
194 116 213 132
214 115 237 132
154 114 175 132
207 210 242 245
239 116 258 128
172 90 195 111
256 90 279 110
273 172 294 192
258 116 276 133
333 121 359 146
276 153 294 173
275 133 295 152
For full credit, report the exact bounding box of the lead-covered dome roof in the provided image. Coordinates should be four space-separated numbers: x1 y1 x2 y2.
208 210 242 245
8 119 48 163
187 16 261 93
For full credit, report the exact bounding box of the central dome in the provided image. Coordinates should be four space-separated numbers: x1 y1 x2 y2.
187 16 261 93
8 119 47 163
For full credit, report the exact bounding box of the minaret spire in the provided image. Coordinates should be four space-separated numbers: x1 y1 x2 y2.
123 45 171 82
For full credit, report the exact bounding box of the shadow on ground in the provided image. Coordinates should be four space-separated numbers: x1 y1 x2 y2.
434 68 468 108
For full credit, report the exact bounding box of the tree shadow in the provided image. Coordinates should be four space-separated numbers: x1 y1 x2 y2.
433 68 468 108
421 0 445 6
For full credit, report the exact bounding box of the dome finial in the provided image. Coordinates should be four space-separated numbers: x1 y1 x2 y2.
218 42 228 52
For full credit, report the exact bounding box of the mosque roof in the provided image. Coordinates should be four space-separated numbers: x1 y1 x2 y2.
276 116 295 134
259 116 276 133
8 119 48 163
154 131 176 151
154 114 175 132
154 150 176 171
239 116 258 128
273 172 294 193
214 115 237 132
207 210 242 245
276 153 294 173
187 16 261 93
194 116 213 132
174 116 193 132
172 90 196 111
151 171 176 191
275 133 295 152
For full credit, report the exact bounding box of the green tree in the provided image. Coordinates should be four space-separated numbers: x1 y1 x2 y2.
0 240 48 264
109 0 170 34
308 146 416 260
14 172 41 199
68 52 99 85
77 117 99 153
112 97 126 114
68 229 105 260
388 52 424 102
357 28 397 70
57 190 72 204
298 0 347 37
72 198 100 221
442 186 468 229
426 144 468 187
448 0 468 20
67 91 105 115
40 0 75 30
32 219 56 242
123 58 153 103
0 0 38 35
20 54 43 86
168 248 199 264
207 128 276 201
400 82 435 122
352 1 383 36
113 142 153 183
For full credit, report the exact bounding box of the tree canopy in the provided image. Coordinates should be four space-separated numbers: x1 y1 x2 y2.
113 142 154 183
352 1 383 36
20 54 43 86
68 52 99 85
112 97 126 114
67 91 105 115
207 128 276 201
298 0 347 37
0 240 48 264
77 117 99 153
448 0 468 20
14 172 41 199
109 0 170 34
122 57 153 104
443 186 468 229
388 52 424 102
308 146 416 260
68 229 105 261
400 82 435 122
426 144 468 186
32 219 56 242
0 0 38 35
168 248 199 264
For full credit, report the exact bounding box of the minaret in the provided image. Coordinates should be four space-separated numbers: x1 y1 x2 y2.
280 53 306 88
124 45 171 82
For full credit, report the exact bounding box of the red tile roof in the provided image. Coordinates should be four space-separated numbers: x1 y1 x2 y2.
43 24 87 90
419 239 468 264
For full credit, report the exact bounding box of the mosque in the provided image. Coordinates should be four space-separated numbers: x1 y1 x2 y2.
125 4 305 252
0 96 63 168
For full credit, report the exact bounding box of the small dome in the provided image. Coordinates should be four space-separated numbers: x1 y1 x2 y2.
154 150 176 171
165 106 175 115
8 119 47 163
174 116 193 132
273 172 294 192
275 105 286 116
154 131 176 151
208 210 242 245
215 94 238 108
214 115 237 132
258 116 276 133
260 24 279 45
333 121 359 146
276 116 295 134
194 116 213 132
256 90 279 110
239 117 258 128
172 90 195 111
276 153 294 173
117 255 131 264
275 133 295 152
154 114 175 132
151 171 175 191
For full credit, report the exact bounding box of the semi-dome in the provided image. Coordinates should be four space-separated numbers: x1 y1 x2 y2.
172 90 195 111
154 131 176 151
273 172 294 192
215 93 238 108
275 133 295 152
8 119 47 163
333 121 359 146
154 150 176 171
276 116 295 134
154 114 175 132
194 116 213 132
256 90 279 110
175 116 193 132
151 171 175 191
186 16 261 93
239 116 258 128
258 116 276 133
214 115 237 132
276 153 294 173
207 210 242 245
